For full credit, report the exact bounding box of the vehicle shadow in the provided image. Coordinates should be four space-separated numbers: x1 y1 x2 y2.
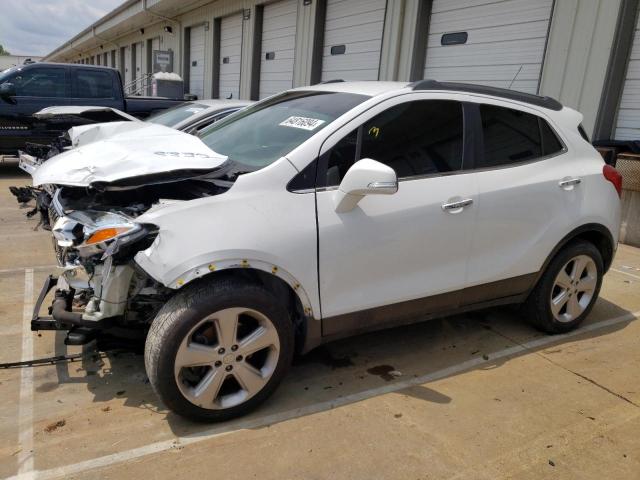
52 297 634 438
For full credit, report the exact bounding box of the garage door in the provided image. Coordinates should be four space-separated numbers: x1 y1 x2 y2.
133 42 144 85
259 0 298 99
219 13 244 99
124 46 132 86
423 0 554 94
614 10 640 140
189 25 206 99
321 0 387 81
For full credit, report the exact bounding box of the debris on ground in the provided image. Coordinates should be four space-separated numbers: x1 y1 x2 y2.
367 365 399 381
548 460 556 467
44 420 66 433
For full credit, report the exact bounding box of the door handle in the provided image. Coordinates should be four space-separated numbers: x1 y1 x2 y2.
441 198 473 212
558 178 582 188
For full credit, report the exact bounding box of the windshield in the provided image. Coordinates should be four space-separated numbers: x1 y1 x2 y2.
199 90 368 169
147 102 209 127
0 67 17 84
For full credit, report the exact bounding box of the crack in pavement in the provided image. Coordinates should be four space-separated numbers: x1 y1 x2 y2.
486 323 640 409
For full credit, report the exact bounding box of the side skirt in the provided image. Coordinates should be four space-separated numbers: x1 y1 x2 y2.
319 273 537 343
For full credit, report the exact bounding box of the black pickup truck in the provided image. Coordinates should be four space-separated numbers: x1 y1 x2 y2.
0 62 184 157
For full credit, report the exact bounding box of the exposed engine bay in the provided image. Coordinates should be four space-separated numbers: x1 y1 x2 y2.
23 122 238 345
35 170 237 345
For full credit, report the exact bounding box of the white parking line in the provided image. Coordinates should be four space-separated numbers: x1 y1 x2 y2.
7 308 639 480
0 265 57 276
17 269 34 479
612 268 640 281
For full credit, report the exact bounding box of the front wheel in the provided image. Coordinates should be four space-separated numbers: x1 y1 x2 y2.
144 277 294 422
524 240 603 334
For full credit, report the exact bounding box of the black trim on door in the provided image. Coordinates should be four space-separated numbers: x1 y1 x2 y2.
321 273 538 339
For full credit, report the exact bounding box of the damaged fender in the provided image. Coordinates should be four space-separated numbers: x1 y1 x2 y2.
133 158 321 319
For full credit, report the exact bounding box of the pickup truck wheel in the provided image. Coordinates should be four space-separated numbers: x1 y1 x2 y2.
524 241 603 334
145 277 294 422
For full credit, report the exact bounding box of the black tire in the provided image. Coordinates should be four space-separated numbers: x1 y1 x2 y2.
144 276 294 422
523 240 603 334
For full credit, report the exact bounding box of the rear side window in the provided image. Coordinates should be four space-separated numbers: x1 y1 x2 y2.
75 70 113 99
478 104 563 169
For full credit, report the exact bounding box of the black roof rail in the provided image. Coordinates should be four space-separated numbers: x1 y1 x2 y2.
317 79 345 84
409 79 563 111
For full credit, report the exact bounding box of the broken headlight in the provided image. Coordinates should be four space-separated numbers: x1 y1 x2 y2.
52 210 153 257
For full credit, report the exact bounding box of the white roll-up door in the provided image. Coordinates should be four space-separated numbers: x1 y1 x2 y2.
259 0 298 99
423 0 554 94
219 13 244 99
134 42 144 82
614 11 640 140
189 25 206 99
321 0 387 81
124 46 132 85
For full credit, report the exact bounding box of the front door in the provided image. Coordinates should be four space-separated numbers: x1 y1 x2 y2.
0 66 69 155
315 96 477 336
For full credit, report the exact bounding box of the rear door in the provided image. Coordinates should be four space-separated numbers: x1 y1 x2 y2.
316 95 477 335
70 68 121 109
465 101 576 297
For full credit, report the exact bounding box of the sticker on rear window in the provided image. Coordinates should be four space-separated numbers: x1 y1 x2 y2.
279 116 325 131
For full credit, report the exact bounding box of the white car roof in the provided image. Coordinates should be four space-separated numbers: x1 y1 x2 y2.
191 99 254 109
295 81 411 97
293 80 565 113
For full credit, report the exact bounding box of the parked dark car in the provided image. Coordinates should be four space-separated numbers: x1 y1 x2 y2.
0 62 184 157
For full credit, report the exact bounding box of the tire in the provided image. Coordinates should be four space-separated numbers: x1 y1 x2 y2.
144 276 294 422
523 240 603 334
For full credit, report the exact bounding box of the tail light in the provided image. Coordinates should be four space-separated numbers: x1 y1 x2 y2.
603 164 622 198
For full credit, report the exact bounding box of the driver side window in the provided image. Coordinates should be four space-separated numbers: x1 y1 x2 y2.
12 68 66 97
320 100 464 187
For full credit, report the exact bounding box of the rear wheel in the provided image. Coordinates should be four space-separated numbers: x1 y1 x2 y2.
145 277 294 422
524 241 603 333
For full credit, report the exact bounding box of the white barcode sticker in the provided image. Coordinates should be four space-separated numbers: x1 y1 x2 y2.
279 116 326 131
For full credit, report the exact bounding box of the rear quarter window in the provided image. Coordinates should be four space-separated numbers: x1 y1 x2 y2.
477 104 564 169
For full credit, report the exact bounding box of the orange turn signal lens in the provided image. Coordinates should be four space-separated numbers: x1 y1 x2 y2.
85 227 132 245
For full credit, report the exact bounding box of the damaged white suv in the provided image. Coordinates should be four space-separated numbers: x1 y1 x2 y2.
33 80 622 421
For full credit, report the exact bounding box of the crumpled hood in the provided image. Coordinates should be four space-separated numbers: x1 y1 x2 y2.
32 123 227 188
68 121 151 148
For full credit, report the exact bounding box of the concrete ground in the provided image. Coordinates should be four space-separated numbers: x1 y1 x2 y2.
1 161 639 480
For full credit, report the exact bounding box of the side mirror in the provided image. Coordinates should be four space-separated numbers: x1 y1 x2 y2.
0 82 16 99
334 158 398 213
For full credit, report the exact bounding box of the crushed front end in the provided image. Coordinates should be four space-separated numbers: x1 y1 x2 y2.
33 188 169 346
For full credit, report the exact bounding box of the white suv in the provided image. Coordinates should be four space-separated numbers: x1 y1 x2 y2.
34 80 622 421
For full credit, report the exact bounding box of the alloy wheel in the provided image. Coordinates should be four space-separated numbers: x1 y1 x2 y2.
174 307 280 410
550 254 598 323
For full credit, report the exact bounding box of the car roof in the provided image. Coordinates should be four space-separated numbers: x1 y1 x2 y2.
295 81 411 97
294 79 563 112
190 99 254 109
